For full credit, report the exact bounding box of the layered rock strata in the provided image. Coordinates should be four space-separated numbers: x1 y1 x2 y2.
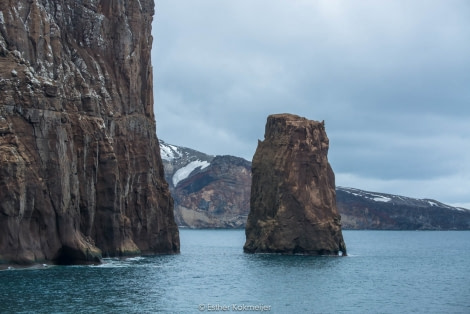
244 114 347 255
0 0 179 266
160 141 251 228
173 156 251 228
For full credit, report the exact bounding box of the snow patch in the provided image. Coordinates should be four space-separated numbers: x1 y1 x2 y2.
160 143 181 160
347 191 362 198
373 196 391 203
339 187 391 203
172 160 210 186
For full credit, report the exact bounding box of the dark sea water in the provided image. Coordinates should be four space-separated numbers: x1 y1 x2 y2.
1 230 469 313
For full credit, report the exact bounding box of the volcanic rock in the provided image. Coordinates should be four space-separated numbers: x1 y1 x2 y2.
244 114 347 255
0 0 179 266
160 141 251 228
173 156 251 228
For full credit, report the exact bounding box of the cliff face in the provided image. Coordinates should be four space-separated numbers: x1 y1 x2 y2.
173 156 251 228
0 0 179 265
160 141 251 228
244 114 346 255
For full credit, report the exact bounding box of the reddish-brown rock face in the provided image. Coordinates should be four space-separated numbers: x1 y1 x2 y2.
0 0 179 265
172 156 251 228
160 141 252 228
244 114 346 255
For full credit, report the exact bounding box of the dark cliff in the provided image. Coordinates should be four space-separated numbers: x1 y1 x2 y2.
0 0 179 266
244 114 347 255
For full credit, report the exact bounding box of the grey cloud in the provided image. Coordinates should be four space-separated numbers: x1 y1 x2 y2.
151 0 470 206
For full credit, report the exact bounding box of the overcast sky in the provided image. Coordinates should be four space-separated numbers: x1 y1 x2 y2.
151 0 470 208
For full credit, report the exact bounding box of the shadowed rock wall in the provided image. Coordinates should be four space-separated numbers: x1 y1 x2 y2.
0 0 179 265
244 114 346 255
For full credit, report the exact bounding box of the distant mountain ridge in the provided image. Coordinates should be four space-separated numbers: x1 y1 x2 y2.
160 140 470 230
337 187 470 230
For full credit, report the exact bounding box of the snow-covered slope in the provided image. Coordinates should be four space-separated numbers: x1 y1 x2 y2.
172 160 210 186
159 140 214 188
160 142 183 160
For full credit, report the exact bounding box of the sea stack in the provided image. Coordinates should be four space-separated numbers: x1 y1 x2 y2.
0 0 179 266
244 114 347 255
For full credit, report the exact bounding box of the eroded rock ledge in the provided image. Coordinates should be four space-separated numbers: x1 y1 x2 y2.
244 114 347 255
0 0 179 266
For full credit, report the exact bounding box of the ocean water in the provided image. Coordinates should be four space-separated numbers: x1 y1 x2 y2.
1 230 469 313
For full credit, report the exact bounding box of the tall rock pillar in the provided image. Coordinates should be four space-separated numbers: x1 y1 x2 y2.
244 114 346 255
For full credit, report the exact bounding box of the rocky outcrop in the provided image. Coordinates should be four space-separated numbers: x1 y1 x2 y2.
244 114 347 255
160 141 251 228
0 0 179 266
